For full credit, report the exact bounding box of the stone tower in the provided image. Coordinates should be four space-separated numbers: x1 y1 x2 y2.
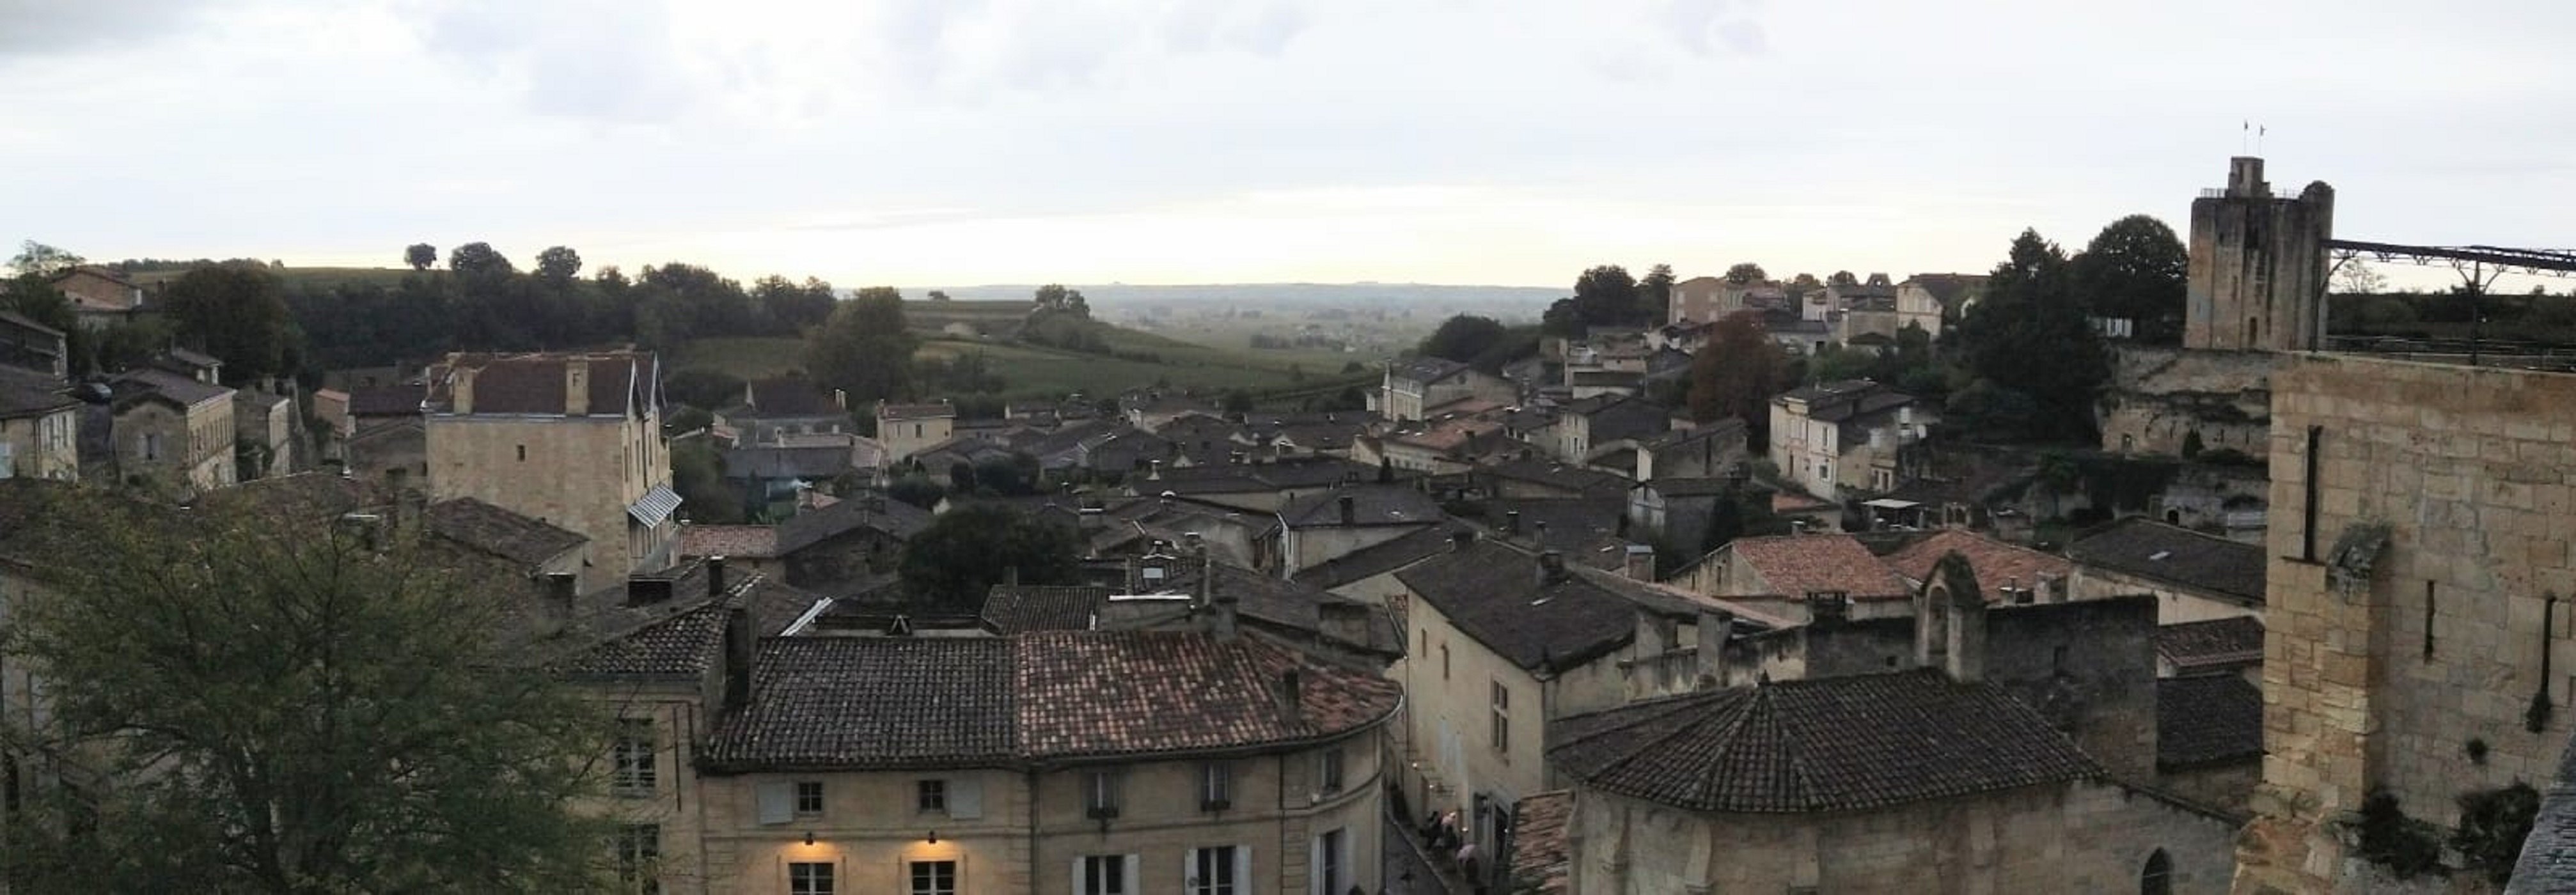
2184 157 2334 352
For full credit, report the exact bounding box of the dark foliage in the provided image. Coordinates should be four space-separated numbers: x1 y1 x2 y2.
898 505 1083 613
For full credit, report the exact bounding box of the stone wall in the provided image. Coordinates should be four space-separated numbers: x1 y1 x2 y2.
2238 353 2576 892
2099 345 2277 458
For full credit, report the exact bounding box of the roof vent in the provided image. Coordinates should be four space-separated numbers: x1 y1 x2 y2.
2148 550 2173 561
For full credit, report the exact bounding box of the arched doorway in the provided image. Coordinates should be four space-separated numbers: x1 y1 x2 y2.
2140 848 2172 895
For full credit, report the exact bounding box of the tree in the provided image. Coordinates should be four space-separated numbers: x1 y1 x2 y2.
1544 265 1642 336
1685 311 1789 441
448 242 514 277
2 273 95 374
0 488 611 891
1724 263 1768 285
970 452 1041 497
1222 389 1255 415
1828 270 1858 287
1787 272 1821 297
887 471 945 509
927 290 952 301
2069 214 2187 344
898 505 1083 612
663 368 747 410
404 243 437 271
158 263 299 385
1638 263 1677 322
1950 228 2107 442
803 288 915 405
672 437 745 523
1033 284 1089 318
533 245 583 283
7 240 83 277
2334 260 2389 295
750 276 836 334
1419 315 1509 364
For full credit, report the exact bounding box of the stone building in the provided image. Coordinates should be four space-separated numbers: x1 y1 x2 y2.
2235 354 2576 891
2066 517 2266 624
0 310 68 380
1671 533 1914 623
2185 156 2334 353
1379 357 1513 423
46 265 148 330
0 366 79 481
105 368 236 492
875 401 955 463
1768 379 1933 501
1266 485 1444 578
423 351 676 580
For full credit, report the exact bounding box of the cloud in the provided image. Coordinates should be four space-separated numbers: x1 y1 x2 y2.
0 0 221 55
1661 0 1768 58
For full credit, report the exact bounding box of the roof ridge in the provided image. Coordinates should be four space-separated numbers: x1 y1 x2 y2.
1575 690 1738 788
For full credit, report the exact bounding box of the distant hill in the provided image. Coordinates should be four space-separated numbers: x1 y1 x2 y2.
916 282 1564 311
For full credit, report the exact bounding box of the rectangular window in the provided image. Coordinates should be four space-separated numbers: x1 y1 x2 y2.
1080 855 1135 895
2424 581 2438 660
918 779 947 813
1317 828 1346 895
1200 762 1232 811
789 862 835 895
794 781 824 816
612 719 656 795
517 444 527 462
1317 746 1344 794
615 823 659 894
1491 680 1511 755
1441 644 1450 680
2302 425 2323 561
1087 769 1123 819
909 860 957 895
1189 846 1240 895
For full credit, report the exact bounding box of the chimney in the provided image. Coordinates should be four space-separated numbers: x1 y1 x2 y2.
546 572 579 635
451 366 476 415
1622 544 1655 581
1537 550 1567 586
1319 602 1369 646
1207 587 1239 639
1337 495 1355 525
1693 609 1735 688
1505 511 1521 536
707 556 728 598
1278 669 1304 726
1450 529 1476 552
721 606 753 711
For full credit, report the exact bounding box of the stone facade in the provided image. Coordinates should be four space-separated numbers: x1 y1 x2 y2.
2098 345 2277 459
0 404 78 482
424 352 674 580
2235 353 2576 892
1566 781 2238 894
112 388 237 492
2185 157 2334 353
875 401 955 462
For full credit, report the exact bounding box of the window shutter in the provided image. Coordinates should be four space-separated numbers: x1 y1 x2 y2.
1236 846 1252 895
755 781 794 825
1309 835 1323 895
1123 855 1140 895
1182 852 1195 893
949 776 982 820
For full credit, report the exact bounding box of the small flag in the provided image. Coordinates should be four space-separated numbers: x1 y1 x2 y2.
2259 125 2266 137
2242 120 2249 131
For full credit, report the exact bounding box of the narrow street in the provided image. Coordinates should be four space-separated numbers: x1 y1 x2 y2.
1383 803 1459 895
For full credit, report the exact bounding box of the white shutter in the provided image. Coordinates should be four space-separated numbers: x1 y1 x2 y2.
1308 835 1323 895
1182 852 1197 894
1236 845 1253 895
755 781 794 825
0 441 13 479
1073 857 1087 895
949 776 982 819
1124 855 1140 895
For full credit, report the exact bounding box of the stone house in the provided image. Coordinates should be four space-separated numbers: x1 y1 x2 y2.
232 385 297 481
875 401 955 463
0 366 79 481
1544 393 1665 466
772 492 934 592
0 310 68 380
423 494 592 593
2155 672 2265 813
1671 533 1913 623
1768 379 1933 501
1288 522 1468 608
341 383 427 486
984 558 1406 669
47 265 148 330
1265 485 1445 578
1879 529 2072 604
2064 517 2265 624
423 350 677 580
1665 276 1727 326
1623 478 1735 556
2153 615 2263 681
1893 273 1982 337
1480 456 1629 502
2236 354 2576 891
1632 418 1747 482
1379 357 1512 423
1391 538 1711 889
106 368 237 492
717 375 849 444
686 626 1399 895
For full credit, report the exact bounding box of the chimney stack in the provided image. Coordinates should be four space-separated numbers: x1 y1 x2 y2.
722 606 753 711
1337 495 1355 525
450 366 476 415
1538 550 1567 585
1505 511 1521 536
1622 544 1655 581
707 556 728 598
546 572 579 635
1278 668 1304 725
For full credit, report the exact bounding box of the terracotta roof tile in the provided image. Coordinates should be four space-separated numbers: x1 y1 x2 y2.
1726 534 1912 600
981 585 1111 634
680 524 780 559
1882 530 2071 597
1510 791 1573 895
1016 630 1401 759
2155 616 2265 671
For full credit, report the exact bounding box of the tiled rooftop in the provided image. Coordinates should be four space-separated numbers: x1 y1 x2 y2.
980 584 1111 634
1397 539 1697 673
1548 669 2101 814
1727 534 1913 600
424 496 588 567
1881 529 2070 596
2155 616 2266 671
2156 674 2263 767
1510 791 1573 895
680 524 780 560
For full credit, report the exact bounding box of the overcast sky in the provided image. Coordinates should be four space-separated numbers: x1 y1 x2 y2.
6 0 2571 290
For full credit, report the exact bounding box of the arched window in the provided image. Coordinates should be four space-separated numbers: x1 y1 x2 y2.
2140 848 2172 895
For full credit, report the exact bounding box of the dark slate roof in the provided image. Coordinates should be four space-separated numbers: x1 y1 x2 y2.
0 365 75 420
981 584 1111 634
1484 456 1630 496
1388 357 1469 385
745 376 840 416
114 367 231 407
709 637 1017 770
1278 485 1443 529
773 494 935 554
346 384 426 417
2156 674 2264 767
723 445 852 481
425 496 588 567
1396 539 1692 673
1207 563 1404 657
2156 616 2266 671
2068 517 2266 605
1291 523 1467 589
1640 478 1736 498
1547 670 2102 814
549 563 817 676
878 401 956 421
1511 791 1573 895
1016 630 1401 759
426 352 651 417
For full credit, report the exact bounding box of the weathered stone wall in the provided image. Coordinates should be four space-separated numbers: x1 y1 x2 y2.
2160 760 2261 816
2238 353 2576 892
1569 780 2238 894
2100 345 2277 457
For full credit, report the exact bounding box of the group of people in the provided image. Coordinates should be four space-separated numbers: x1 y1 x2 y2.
1419 809 1486 893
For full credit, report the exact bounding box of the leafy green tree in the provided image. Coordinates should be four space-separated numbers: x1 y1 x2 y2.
898 505 1083 612
752 276 836 334
1543 265 1642 336
1685 310 1789 440
7 240 83 277
404 243 437 270
158 263 299 385
533 245 583 283
1951 228 2109 442
1724 263 1768 285
971 452 1042 497
947 460 978 494
1221 389 1255 415
1829 270 1858 287
1786 272 1821 298
448 242 514 276
927 290 952 301
1419 314 1508 364
887 471 945 509
0 487 612 892
663 368 747 411
804 288 916 405
672 437 745 523
2070 214 2187 344
1638 263 1677 322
